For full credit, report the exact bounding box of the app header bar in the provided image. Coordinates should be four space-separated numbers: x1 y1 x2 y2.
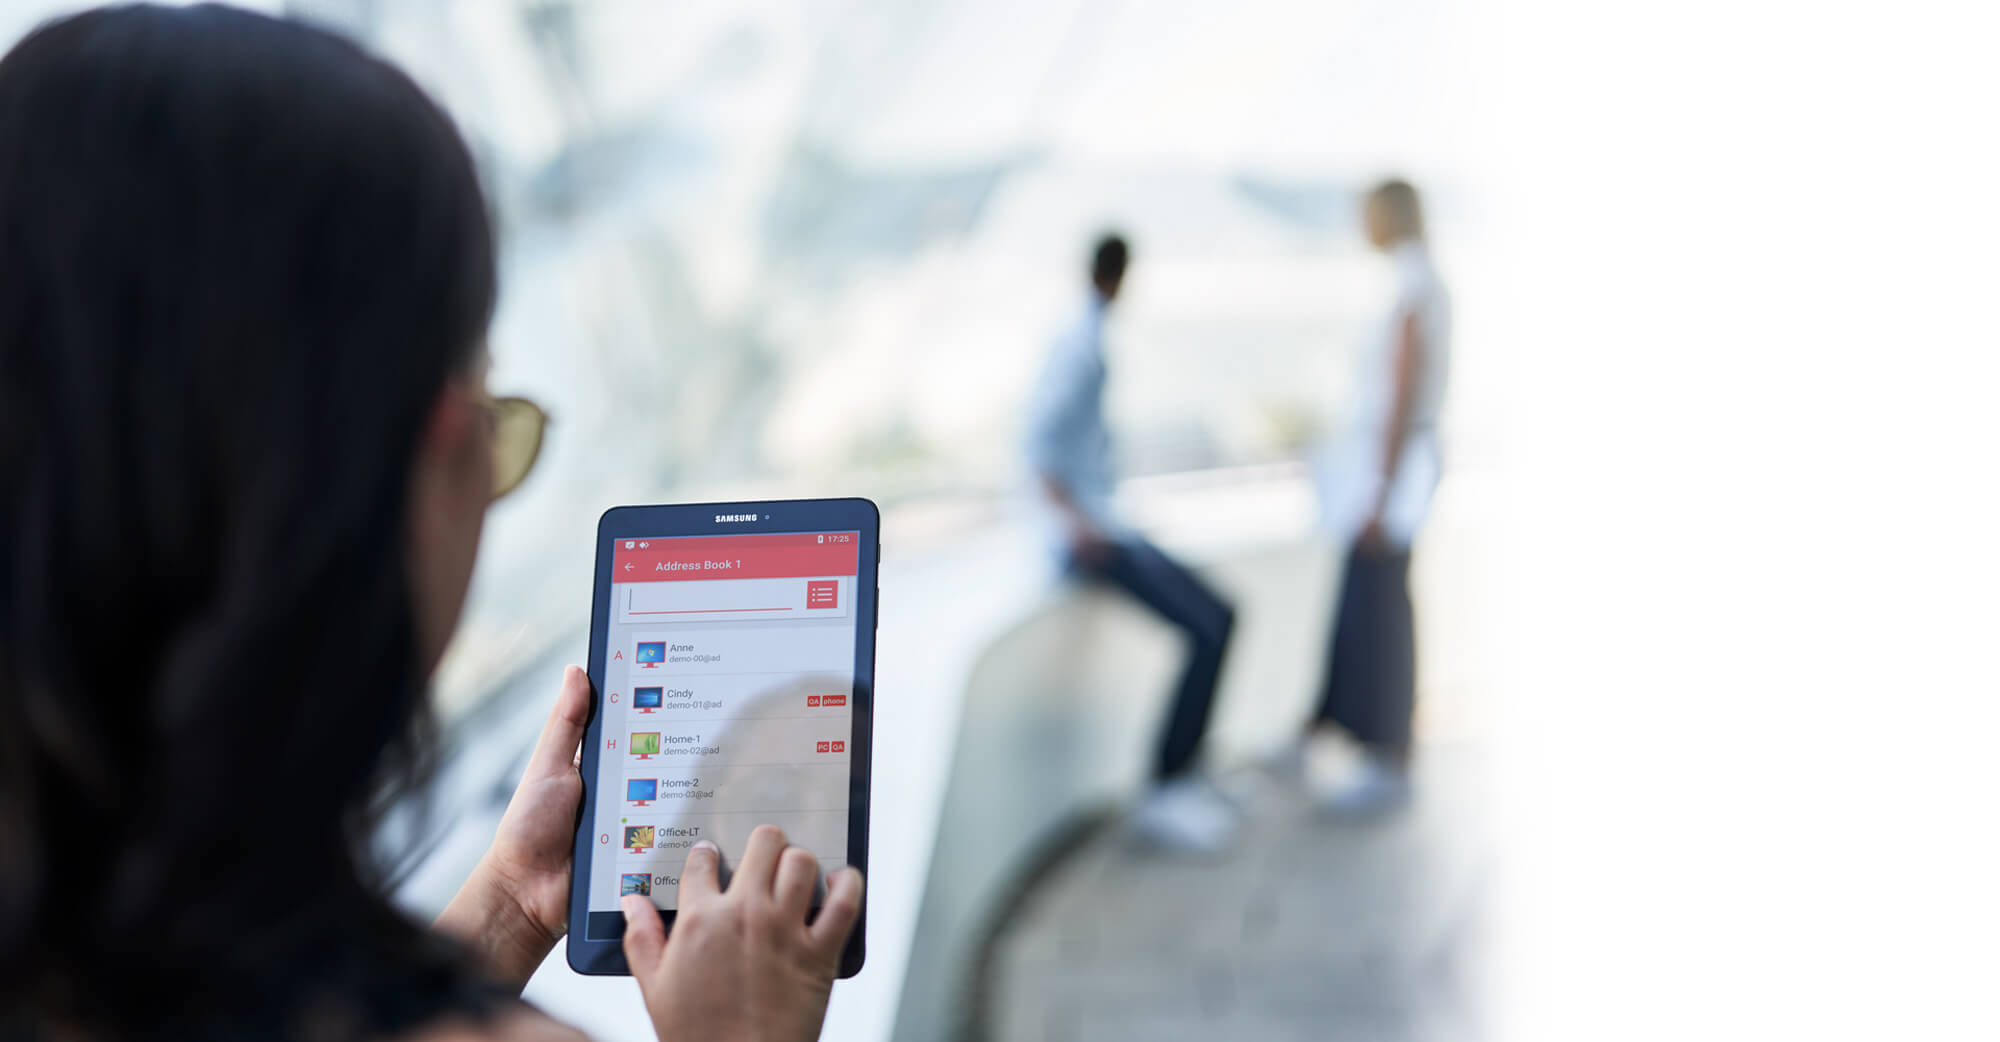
611 532 859 582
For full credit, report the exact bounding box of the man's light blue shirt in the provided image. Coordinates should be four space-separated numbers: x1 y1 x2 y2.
1025 295 1122 551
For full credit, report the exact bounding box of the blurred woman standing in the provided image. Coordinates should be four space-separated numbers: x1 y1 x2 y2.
1307 179 1452 814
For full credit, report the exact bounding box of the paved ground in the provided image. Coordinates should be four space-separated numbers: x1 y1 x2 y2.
980 746 1492 1042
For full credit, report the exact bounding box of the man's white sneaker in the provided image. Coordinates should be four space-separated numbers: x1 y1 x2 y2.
1129 776 1238 853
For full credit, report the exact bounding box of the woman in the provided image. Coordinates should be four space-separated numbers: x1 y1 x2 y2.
1307 179 1452 814
0 5 859 1040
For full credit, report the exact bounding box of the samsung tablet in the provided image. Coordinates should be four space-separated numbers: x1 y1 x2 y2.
567 498 879 978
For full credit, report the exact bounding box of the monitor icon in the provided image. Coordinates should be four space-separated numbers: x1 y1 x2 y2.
630 732 660 760
633 687 663 712
636 641 665 668
621 873 652 896
627 778 658 806
624 825 655 853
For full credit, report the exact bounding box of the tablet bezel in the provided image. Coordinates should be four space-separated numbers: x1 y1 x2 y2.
566 498 879 978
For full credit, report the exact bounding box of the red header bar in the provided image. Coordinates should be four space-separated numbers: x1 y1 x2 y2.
612 533 859 582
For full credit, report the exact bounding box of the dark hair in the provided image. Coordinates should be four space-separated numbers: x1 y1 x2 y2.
1090 233 1129 290
0 5 499 1038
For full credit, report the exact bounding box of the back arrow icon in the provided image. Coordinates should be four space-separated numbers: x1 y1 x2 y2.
624 563 635 572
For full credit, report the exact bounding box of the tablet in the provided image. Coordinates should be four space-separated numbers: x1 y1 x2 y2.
567 498 879 978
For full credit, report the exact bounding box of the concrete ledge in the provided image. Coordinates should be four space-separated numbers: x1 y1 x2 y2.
891 539 1338 1042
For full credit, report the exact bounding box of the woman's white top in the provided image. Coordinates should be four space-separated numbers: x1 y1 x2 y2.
1316 240 1453 549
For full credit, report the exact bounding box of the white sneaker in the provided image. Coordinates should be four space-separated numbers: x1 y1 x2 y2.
1302 729 1364 790
1129 776 1239 853
1312 757 1411 818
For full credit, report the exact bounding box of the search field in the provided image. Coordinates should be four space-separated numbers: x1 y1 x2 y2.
616 576 850 625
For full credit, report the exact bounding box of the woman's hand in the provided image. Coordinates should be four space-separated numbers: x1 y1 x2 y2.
622 827 863 1042
437 665 592 991
1357 516 1390 555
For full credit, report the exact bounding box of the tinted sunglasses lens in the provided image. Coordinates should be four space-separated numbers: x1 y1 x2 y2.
491 396 547 501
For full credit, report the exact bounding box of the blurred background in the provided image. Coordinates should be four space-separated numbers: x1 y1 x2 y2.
251 1 1492 1039
7 0 1997 1039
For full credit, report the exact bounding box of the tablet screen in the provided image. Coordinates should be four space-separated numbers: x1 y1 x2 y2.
584 530 860 919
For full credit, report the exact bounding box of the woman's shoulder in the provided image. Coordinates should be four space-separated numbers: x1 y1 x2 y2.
396 1005 594 1042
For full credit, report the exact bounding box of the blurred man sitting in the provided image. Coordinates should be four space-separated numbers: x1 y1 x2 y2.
1025 233 1239 853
